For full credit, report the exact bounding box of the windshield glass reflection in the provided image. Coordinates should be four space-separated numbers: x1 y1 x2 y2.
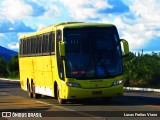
64 27 122 79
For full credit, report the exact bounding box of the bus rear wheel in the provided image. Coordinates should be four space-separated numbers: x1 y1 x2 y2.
57 87 66 104
27 82 33 98
31 82 41 99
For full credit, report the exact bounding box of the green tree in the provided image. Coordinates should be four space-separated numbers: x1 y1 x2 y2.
123 52 160 88
123 52 136 86
0 58 8 77
6 55 19 78
148 53 160 87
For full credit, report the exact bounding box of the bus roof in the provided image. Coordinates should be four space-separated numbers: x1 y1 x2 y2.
20 22 115 39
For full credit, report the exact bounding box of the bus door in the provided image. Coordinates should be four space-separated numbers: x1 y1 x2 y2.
56 30 66 97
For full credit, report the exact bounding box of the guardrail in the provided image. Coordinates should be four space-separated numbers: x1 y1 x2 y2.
0 78 19 82
124 87 160 92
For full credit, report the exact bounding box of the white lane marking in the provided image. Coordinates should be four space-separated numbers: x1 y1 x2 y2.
36 101 103 119
36 101 53 106
1 92 14 96
0 78 19 81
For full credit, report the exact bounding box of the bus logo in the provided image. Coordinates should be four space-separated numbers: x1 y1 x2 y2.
2 112 11 117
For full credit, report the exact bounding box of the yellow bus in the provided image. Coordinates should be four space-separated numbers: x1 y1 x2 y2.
19 22 129 104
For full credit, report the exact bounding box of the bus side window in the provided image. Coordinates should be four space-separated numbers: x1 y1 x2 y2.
37 36 39 54
31 37 34 55
35 37 38 54
44 34 49 54
57 30 61 41
37 36 40 54
26 39 29 55
49 32 55 54
28 38 31 55
32 37 36 55
24 39 27 55
37 35 42 54
45 35 49 53
22 39 25 55
33 37 36 55
42 35 45 53
20 39 23 56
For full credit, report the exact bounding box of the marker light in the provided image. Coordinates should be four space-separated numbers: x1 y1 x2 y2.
112 80 124 86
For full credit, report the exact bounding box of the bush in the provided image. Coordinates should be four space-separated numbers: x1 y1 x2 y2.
0 58 8 77
123 52 160 88
6 55 19 78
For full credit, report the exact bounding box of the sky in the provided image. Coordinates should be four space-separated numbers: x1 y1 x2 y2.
0 0 160 52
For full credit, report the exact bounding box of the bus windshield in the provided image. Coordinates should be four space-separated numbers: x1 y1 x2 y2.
64 27 122 79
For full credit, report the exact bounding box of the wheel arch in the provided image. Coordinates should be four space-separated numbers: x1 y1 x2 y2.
54 81 58 99
27 78 29 90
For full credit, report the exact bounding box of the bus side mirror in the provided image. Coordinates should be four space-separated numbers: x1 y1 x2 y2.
59 41 65 57
120 39 129 56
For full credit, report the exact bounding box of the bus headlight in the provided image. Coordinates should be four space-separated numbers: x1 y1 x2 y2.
66 82 81 88
112 80 124 86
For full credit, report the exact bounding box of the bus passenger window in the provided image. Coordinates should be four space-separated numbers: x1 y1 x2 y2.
45 35 49 53
49 32 55 53
24 40 27 55
38 36 42 54
20 39 23 56
42 35 45 53
35 37 38 54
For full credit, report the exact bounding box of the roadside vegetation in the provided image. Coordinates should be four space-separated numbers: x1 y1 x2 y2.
123 52 160 88
0 52 160 88
0 55 19 79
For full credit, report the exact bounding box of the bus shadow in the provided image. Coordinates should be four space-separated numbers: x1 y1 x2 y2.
64 95 160 106
0 107 49 112
38 93 160 106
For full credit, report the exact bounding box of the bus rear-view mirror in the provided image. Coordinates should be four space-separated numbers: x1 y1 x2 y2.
120 39 129 56
59 41 65 57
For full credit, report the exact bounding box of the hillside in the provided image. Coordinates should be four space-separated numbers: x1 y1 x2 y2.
0 46 18 61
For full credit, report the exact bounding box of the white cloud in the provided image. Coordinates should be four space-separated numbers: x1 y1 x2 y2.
127 0 160 50
43 6 60 19
8 42 19 49
101 0 160 51
36 24 46 31
0 0 33 20
0 34 4 37
0 0 47 20
101 16 159 50
60 0 112 20
0 0 159 51
131 0 160 24
0 20 35 33
9 27 14 31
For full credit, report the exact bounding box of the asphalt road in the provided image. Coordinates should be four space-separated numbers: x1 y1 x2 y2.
0 79 159 120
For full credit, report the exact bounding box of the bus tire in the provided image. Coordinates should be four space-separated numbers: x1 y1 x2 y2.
57 87 66 104
31 81 41 99
27 81 33 98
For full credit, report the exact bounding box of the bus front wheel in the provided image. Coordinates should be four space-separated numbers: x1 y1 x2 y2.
57 87 66 104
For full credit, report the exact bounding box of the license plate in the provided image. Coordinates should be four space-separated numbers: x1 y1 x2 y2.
92 91 102 95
